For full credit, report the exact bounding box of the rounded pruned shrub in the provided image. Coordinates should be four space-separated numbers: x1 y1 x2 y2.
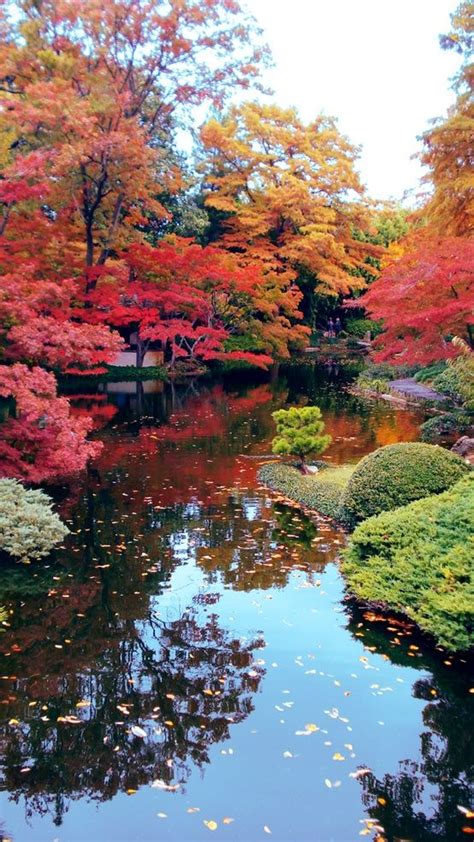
340 442 470 526
0 479 69 562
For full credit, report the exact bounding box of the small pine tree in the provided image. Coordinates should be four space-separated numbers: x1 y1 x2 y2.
271 406 332 472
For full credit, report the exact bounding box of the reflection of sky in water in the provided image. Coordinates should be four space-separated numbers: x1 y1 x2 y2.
0 367 472 842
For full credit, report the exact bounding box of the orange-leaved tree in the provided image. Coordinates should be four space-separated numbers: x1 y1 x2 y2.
200 102 379 298
0 0 269 286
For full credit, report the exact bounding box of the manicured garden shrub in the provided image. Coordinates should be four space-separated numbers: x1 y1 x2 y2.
414 361 447 383
342 474 474 651
433 354 474 409
340 442 469 526
420 412 472 443
258 462 354 521
271 406 331 470
345 318 383 339
0 479 69 562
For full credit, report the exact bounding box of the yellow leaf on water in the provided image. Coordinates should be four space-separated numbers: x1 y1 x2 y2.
332 752 345 761
223 817 234 824
204 820 218 831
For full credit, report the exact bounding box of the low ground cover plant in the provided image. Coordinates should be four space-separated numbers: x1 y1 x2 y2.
342 475 474 651
258 462 355 521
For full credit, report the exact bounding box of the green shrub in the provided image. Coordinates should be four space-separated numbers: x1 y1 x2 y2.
340 442 470 526
272 406 331 469
420 412 472 443
345 318 383 338
433 354 474 409
356 376 389 394
0 479 69 562
342 475 474 651
258 462 355 521
414 361 447 383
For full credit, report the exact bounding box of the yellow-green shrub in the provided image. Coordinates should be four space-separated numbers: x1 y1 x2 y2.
342 475 474 651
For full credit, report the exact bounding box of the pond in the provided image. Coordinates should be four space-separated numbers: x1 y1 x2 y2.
1 363 472 842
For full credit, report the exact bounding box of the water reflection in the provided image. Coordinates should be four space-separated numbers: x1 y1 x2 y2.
1 365 468 841
0 592 265 826
344 603 474 841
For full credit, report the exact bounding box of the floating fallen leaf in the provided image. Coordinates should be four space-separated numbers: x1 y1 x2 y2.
204 820 218 831
131 725 147 739
458 807 474 819
333 752 345 761
223 817 234 824
75 701 91 708
157 812 167 819
264 825 272 834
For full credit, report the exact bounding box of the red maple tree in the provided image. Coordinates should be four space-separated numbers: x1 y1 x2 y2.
360 237 474 364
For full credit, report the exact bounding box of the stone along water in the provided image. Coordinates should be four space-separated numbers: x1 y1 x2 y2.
0 365 472 841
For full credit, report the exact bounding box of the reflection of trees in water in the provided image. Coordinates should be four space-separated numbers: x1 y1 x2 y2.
343 603 474 841
151 498 338 591
0 596 264 827
0 482 265 826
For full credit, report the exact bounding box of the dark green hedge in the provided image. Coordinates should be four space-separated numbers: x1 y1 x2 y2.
342 475 474 651
340 442 469 527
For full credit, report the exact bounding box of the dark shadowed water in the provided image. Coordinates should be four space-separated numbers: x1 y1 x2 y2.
1 363 472 842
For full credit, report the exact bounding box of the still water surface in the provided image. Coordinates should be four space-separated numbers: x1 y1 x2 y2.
1 365 472 841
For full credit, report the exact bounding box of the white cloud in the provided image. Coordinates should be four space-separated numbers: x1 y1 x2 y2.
245 0 460 201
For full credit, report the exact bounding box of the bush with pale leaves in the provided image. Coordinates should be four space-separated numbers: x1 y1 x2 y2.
0 479 69 562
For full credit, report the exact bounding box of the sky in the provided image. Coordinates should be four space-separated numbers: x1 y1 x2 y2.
245 0 460 202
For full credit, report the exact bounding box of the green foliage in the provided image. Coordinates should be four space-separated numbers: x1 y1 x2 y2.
433 354 474 409
342 475 474 651
340 442 470 526
0 479 69 562
60 365 167 387
414 361 447 383
258 462 355 521
420 412 472 442
103 365 167 382
356 376 389 394
271 406 331 465
345 318 383 339
223 335 266 353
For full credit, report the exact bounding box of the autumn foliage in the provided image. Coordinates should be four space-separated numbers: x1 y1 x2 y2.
361 238 474 365
201 102 378 297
